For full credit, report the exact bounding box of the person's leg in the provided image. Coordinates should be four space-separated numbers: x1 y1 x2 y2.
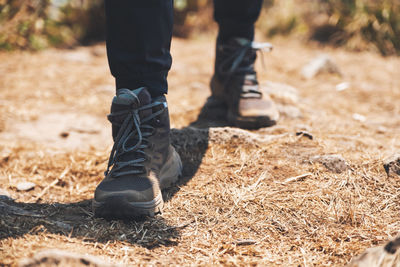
94 0 182 219
105 0 173 97
213 0 263 43
211 0 279 129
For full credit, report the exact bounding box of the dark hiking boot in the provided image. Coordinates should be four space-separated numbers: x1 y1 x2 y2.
210 38 279 129
93 88 182 219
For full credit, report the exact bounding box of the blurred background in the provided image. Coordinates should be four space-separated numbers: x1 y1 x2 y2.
0 0 399 56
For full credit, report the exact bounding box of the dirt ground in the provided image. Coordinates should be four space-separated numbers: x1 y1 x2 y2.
0 35 399 266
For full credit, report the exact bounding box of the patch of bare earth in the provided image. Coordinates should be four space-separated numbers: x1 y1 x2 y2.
0 36 399 266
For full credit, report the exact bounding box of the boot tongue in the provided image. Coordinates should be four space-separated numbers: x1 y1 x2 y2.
109 87 153 142
113 87 152 119
132 87 152 119
109 88 154 174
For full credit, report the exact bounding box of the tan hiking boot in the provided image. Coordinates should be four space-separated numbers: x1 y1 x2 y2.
211 38 279 129
93 88 182 219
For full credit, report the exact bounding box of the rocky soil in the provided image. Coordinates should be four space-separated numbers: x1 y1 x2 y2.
0 36 400 266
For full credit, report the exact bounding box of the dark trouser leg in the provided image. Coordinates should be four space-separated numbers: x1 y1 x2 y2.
105 0 173 97
213 0 263 43
210 0 279 129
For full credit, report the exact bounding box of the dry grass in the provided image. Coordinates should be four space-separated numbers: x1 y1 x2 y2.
0 36 400 266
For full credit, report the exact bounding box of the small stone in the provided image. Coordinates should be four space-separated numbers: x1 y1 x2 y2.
377 126 387 134
336 82 350 91
383 153 400 177
171 127 285 151
16 181 36 191
352 113 367 122
296 131 313 140
236 239 257 246
312 154 349 173
277 104 302 119
60 132 69 138
347 237 400 267
63 51 92 63
301 55 341 79
263 81 299 105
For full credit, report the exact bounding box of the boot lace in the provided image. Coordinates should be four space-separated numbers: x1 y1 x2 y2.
105 89 166 177
218 38 273 98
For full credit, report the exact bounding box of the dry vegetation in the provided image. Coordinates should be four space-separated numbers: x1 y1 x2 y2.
2 0 400 56
0 35 400 266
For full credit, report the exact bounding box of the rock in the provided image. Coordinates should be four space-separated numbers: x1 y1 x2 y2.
353 113 367 122
347 237 400 267
301 55 341 79
263 81 299 105
384 153 400 177
170 127 288 157
261 82 302 119
236 239 257 246
59 132 69 138
209 127 278 144
312 154 349 173
296 131 313 140
63 50 92 63
277 104 302 119
19 249 120 267
377 126 388 134
336 82 350 91
16 181 36 191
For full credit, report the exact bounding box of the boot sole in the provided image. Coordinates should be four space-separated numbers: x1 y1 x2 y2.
227 111 277 129
92 148 182 219
92 194 163 219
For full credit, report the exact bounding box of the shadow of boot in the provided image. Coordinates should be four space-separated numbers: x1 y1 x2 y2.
164 95 231 202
